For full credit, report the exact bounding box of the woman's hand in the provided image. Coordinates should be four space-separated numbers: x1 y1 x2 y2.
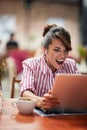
22 90 60 110
41 90 60 110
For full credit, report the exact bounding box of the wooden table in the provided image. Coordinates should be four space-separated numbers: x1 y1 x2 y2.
0 98 87 130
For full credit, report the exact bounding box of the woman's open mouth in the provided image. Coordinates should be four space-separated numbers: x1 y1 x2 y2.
56 59 64 64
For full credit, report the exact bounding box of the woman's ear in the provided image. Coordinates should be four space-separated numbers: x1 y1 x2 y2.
43 47 46 52
44 48 48 55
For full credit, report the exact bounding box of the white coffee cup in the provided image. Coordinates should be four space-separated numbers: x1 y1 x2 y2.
12 97 36 114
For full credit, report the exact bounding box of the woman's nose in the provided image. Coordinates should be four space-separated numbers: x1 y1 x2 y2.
60 51 66 58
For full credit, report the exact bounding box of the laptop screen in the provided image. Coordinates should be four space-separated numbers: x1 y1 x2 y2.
51 74 87 111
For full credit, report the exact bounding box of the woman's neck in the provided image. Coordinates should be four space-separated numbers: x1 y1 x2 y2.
44 54 57 73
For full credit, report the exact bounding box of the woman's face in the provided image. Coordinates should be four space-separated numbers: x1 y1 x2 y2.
45 39 69 72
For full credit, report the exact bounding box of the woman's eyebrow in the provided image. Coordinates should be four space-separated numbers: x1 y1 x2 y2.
54 47 61 49
54 47 66 51
54 47 63 50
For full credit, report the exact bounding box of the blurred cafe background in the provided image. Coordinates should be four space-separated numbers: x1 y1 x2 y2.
0 0 87 98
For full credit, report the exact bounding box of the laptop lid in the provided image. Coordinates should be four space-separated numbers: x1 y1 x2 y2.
51 74 87 111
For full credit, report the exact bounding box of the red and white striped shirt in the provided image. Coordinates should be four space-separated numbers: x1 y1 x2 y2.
20 54 80 97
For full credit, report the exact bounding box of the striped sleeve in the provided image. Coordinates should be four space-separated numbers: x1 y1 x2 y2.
20 61 37 96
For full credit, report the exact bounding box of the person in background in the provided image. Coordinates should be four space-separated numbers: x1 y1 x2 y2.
20 24 80 110
6 33 18 50
6 33 30 79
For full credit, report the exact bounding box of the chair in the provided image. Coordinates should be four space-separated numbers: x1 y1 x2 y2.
11 75 21 98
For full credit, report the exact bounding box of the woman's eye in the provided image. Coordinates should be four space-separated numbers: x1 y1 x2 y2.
53 49 60 52
53 49 69 54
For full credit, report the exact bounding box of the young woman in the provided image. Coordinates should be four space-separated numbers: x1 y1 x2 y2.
20 24 80 110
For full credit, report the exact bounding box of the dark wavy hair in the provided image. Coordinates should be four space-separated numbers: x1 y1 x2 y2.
42 24 72 51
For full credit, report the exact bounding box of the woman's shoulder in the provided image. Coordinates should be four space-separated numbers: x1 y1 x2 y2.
22 55 43 66
64 58 76 65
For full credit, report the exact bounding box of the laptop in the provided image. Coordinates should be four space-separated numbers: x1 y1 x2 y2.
51 74 87 112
